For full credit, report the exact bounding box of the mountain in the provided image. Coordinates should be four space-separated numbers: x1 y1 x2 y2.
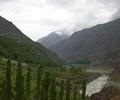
0 16 62 65
0 16 31 41
37 32 69 48
52 18 120 66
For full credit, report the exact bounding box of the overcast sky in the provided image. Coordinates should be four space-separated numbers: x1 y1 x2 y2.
0 0 120 41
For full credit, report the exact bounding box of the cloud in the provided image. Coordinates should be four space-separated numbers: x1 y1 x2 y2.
0 0 10 2
0 0 14 4
113 8 120 20
0 0 119 40
97 0 120 20
111 1 120 20
44 0 74 8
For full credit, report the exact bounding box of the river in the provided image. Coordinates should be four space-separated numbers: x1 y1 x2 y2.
81 75 108 97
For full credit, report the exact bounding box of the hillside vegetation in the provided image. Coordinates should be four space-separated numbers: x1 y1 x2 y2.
0 36 62 65
0 16 62 65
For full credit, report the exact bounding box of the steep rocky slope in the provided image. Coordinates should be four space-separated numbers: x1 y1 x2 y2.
52 18 120 66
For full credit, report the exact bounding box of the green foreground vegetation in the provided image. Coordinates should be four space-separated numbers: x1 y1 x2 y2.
0 37 61 65
0 58 95 100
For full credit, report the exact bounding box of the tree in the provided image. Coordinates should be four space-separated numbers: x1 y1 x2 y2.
75 58 91 65
36 65 43 100
65 79 71 100
72 85 77 100
0 55 2 60
52 85 57 100
1 79 5 100
81 80 87 100
21 76 24 100
49 76 57 100
59 80 64 100
0 75 3 99
4 60 12 100
25 65 31 100
16 62 24 100
40 72 51 100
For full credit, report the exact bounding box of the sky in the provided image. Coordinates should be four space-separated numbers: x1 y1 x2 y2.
0 0 120 41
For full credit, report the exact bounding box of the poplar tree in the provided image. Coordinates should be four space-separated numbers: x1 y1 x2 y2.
81 80 87 100
72 85 77 100
4 60 12 100
49 76 56 100
0 76 3 99
65 79 71 100
1 79 5 100
41 72 51 100
44 72 51 100
25 65 31 100
52 85 57 100
21 76 24 100
59 80 64 100
36 64 43 100
16 62 24 100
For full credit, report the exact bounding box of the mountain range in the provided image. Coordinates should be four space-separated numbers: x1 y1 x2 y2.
1 15 120 67
0 16 62 65
50 18 120 66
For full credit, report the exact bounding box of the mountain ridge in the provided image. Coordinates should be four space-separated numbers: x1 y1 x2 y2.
51 18 120 66
37 32 69 48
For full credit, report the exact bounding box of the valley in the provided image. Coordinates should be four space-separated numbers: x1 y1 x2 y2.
0 9 120 100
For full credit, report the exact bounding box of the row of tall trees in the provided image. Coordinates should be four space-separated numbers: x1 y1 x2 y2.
0 60 87 100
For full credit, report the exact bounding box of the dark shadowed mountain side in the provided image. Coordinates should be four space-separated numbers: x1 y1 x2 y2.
52 18 120 66
0 16 63 65
0 16 31 41
37 32 69 48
